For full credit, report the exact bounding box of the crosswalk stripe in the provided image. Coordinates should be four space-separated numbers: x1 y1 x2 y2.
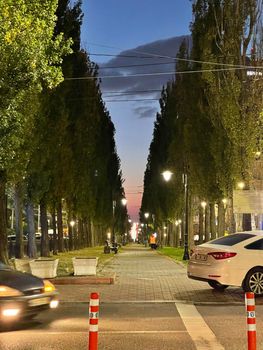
176 303 225 350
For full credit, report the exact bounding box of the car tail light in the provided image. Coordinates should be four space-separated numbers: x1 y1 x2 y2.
208 252 237 260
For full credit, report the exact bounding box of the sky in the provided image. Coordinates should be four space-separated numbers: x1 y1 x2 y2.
80 1 193 221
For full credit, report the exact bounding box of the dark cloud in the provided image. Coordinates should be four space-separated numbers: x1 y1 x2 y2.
94 35 191 118
134 105 158 119
97 35 191 93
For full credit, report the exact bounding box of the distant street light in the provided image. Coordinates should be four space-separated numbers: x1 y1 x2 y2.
201 201 207 209
162 170 173 182
144 212 149 241
222 198 228 205
121 198 127 206
112 200 116 243
237 181 245 190
70 220 75 227
162 169 190 260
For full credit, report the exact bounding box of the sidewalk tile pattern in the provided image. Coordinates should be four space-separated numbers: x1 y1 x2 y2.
57 245 248 304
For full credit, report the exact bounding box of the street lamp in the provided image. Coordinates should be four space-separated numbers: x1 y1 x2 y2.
112 200 116 243
162 170 173 182
121 198 127 206
182 173 190 260
162 170 190 260
144 212 149 242
237 181 245 190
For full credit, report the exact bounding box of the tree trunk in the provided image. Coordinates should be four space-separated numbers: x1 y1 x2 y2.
40 200 50 257
90 220 95 247
204 204 210 242
218 201 225 237
83 219 88 247
51 209 58 254
198 206 204 244
210 203 216 240
189 196 195 249
229 194 236 233
78 218 83 248
14 183 24 258
86 218 92 247
57 200 64 252
174 223 179 247
0 171 8 263
25 200 37 258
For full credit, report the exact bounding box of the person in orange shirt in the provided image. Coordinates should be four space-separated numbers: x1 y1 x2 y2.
149 234 156 250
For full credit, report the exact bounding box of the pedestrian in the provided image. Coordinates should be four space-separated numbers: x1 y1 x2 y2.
149 234 156 250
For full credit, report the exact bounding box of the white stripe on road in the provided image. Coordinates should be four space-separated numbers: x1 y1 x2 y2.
176 303 224 350
21 330 188 335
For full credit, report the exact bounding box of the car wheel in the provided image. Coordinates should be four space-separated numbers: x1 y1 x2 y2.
243 267 263 296
208 280 228 292
23 313 38 321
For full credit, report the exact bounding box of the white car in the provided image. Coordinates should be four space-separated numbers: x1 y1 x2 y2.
187 231 263 295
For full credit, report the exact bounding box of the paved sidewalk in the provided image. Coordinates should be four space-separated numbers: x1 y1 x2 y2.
56 244 246 304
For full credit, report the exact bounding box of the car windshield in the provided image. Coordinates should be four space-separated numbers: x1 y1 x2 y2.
208 233 255 246
0 262 12 270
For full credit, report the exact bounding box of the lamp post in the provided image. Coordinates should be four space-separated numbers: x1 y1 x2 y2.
182 173 189 260
69 220 75 250
144 212 149 243
112 200 116 243
121 198 127 244
162 169 190 260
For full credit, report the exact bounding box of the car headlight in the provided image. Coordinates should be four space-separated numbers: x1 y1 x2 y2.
0 286 23 297
44 280 56 293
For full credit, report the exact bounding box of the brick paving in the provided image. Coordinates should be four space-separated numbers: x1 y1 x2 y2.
57 244 249 304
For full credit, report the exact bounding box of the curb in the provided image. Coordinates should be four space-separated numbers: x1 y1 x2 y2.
53 273 116 285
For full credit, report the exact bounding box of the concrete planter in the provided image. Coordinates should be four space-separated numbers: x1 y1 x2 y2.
14 258 33 274
72 257 98 276
29 258 59 278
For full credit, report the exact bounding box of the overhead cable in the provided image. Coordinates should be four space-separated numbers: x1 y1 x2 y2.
87 42 263 69
65 66 263 81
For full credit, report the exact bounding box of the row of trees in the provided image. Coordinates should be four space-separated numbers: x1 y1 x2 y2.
0 1 128 263
140 0 263 247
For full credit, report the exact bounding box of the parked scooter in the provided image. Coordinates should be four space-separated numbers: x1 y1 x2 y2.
104 240 118 254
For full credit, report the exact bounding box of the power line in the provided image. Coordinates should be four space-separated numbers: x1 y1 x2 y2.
89 53 157 59
103 90 162 97
97 61 176 69
65 66 263 81
104 89 161 94
87 42 263 69
105 98 159 102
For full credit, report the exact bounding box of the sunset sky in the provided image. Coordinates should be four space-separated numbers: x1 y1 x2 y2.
81 1 193 220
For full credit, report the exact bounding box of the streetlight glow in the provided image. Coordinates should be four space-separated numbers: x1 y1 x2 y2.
144 212 149 219
162 170 173 182
201 201 207 209
121 198 127 206
237 181 245 190
70 220 75 227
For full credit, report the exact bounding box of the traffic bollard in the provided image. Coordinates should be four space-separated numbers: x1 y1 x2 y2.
245 292 256 350
88 292 99 350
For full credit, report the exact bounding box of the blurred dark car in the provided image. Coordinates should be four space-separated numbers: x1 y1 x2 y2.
0 262 59 324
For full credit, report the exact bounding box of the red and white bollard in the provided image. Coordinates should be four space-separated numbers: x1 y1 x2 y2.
245 292 256 350
88 292 99 350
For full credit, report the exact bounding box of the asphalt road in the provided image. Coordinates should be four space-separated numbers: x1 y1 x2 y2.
1 246 263 349
1 301 263 350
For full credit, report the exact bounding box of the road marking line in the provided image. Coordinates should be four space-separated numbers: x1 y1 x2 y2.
60 300 244 306
20 330 188 335
176 303 224 350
